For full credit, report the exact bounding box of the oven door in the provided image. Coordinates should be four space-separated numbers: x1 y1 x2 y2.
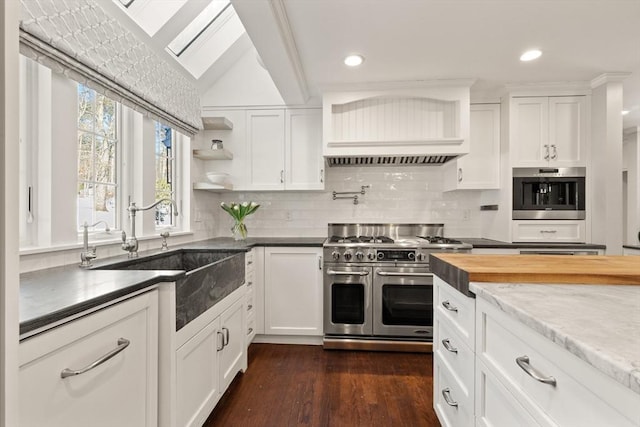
373 266 434 339
323 265 373 336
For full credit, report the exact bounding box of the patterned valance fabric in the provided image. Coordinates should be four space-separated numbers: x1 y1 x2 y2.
20 0 202 136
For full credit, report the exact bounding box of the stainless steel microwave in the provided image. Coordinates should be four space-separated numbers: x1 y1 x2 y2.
512 167 586 220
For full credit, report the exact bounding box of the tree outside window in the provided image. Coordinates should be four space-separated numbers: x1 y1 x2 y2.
155 121 176 226
77 84 118 230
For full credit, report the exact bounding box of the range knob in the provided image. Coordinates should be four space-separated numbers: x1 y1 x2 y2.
416 253 426 261
367 252 376 261
408 252 415 260
377 252 385 260
355 251 365 260
343 251 353 261
331 251 340 261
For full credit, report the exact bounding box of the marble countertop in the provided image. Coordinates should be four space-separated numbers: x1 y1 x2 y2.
470 282 640 394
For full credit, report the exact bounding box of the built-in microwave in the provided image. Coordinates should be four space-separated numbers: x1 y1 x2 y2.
512 167 586 220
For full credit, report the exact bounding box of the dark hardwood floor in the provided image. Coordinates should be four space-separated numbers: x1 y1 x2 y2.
204 343 441 427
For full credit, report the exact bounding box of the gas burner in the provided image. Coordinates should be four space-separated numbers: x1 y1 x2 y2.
329 235 395 244
417 236 464 245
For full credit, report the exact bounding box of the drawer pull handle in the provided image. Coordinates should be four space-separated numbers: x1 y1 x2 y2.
247 327 254 335
247 304 253 311
539 230 557 234
247 281 253 286
247 261 253 265
217 331 224 351
61 338 130 379
442 338 458 354
223 327 230 347
441 388 458 407
516 355 557 386
442 300 458 312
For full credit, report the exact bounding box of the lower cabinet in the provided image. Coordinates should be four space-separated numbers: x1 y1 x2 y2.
19 290 159 427
512 220 585 243
175 295 246 427
263 246 323 336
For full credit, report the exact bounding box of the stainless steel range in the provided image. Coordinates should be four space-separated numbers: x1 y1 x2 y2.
323 223 471 352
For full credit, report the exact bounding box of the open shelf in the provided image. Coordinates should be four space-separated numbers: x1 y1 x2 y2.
193 149 233 160
202 117 233 130
193 182 233 192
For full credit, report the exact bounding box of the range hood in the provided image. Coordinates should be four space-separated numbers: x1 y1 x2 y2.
326 155 457 167
322 82 473 167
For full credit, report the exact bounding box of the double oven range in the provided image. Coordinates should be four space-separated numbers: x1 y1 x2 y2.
323 223 471 352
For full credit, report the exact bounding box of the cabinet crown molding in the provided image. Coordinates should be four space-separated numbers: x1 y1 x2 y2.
590 72 632 88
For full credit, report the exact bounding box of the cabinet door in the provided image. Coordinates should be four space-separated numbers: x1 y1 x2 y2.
445 103 500 190
264 247 323 335
219 297 247 392
19 291 158 427
176 317 221 427
285 109 324 190
548 96 586 166
246 110 285 190
511 97 549 166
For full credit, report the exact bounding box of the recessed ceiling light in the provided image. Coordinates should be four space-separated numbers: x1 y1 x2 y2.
344 54 364 67
520 49 542 62
622 110 630 115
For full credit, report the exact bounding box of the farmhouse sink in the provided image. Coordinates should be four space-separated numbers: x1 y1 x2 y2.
96 249 246 330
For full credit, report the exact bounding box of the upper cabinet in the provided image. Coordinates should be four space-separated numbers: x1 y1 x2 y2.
443 103 501 191
322 83 473 158
511 96 587 167
246 108 324 191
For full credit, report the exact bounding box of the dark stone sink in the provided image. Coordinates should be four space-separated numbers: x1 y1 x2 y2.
96 249 246 330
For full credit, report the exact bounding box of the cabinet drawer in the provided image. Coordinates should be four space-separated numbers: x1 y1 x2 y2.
476 359 541 427
246 312 256 343
512 220 585 243
246 291 255 316
477 299 638 427
434 353 474 427
435 277 475 349
19 291 158 427
434 313 474 393
245 249 255 273
246 269 256 290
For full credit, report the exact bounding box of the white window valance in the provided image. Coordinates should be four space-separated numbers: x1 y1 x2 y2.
20 0 202 136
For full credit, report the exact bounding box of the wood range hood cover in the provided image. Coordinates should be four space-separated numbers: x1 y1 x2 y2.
322 81 474 166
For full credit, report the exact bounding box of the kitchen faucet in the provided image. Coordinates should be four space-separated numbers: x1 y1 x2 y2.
79 220 111 268
122 198 179 258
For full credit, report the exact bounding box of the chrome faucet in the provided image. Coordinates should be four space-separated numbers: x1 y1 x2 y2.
122 199 179 258
79 221 111 268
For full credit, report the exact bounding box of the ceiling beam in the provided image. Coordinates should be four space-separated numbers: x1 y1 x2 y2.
231 0 309 105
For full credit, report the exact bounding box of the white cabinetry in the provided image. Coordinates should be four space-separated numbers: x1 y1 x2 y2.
245 248 257 343
476 297 638 427
264 246 323 336
512 220 585 243
433 276 476 427
246 109 323 191
511 96 587 167
443 103 501 190
623 247 640 255
19 290 158 427
175 294 246 427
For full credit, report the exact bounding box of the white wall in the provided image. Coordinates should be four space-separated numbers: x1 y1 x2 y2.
209 165 483 238
200 47 285 107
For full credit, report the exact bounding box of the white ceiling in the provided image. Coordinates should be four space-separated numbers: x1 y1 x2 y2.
232 0 640 128
106 0 640 129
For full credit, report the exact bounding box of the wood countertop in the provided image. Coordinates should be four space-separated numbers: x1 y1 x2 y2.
429 254 640 295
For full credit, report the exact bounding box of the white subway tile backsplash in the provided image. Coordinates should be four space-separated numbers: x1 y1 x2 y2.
206 165 483 238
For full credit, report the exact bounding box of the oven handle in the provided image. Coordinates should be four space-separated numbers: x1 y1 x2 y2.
376 271 433 277
327 270 370 276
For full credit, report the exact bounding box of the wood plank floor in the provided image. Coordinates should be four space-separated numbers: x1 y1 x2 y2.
204 343 441 427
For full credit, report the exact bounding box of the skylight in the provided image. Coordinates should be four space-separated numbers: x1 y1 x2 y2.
114 0 187 36
168 0 231 57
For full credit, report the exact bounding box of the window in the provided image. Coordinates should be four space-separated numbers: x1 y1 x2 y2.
77 84 119 230
155 121 177 227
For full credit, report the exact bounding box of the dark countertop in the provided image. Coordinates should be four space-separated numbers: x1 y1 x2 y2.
458 237 606 250
20 265 184 338
20 236 325 339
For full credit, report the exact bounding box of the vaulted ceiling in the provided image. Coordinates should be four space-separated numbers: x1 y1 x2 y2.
108 0 640 128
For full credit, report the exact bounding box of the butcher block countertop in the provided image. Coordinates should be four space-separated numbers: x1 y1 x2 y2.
430 254 640 295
